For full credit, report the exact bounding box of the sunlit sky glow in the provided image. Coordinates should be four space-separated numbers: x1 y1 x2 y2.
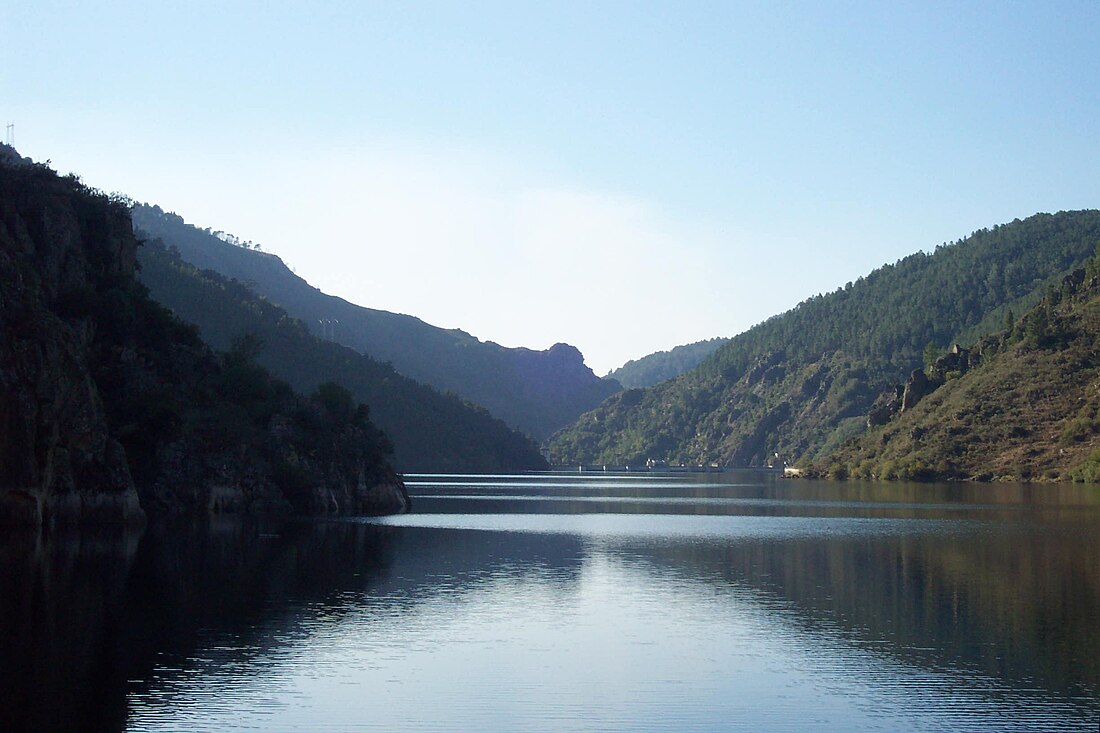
4 1 1099 373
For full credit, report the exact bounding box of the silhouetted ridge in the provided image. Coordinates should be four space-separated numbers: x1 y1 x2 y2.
135 238 548 473
131 204 621 440
0 147 408 525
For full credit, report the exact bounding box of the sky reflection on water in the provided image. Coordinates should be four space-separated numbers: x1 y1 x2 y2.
1 473 1097 732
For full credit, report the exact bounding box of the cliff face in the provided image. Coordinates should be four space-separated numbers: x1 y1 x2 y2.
0 148 408 525
0 154 144 525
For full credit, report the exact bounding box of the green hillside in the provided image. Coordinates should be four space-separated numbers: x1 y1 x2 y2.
131 205 621 440
137 239 547 473
607 337 730 388
548 211 1100 467
816 261 1100 482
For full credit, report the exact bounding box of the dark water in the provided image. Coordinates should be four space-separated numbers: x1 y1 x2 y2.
1 473 1098 732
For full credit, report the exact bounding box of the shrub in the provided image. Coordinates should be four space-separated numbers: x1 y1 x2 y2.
1060 416 1098 445
1070 448 1100 483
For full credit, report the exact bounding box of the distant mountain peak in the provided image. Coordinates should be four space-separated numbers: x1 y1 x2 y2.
547 342 583 361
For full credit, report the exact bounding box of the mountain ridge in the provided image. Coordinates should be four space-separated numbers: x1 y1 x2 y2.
548 210 1100 468
607 337 731 388
814 261 1100 481
131 204 621 440
136 238 549 473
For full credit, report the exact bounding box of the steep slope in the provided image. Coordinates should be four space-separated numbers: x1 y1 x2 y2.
816 264 1100 481
131 205 621 440
607 337 730 388
1 152 142 524
136 239 547 473
548 211 1100 467
0 148 407 525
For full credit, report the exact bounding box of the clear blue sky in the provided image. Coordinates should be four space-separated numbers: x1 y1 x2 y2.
4 1 1099 373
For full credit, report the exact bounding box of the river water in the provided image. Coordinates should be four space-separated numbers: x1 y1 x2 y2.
1 472 1098 732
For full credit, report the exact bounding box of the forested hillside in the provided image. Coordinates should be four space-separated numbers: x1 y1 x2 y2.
815 260 1100 482
137 239 547 473
131 205 621 440
0 147 407 525
548 211 1100 467
607 337 730 388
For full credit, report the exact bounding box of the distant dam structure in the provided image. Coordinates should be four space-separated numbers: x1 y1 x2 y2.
550 464 742 474
546 453 791 474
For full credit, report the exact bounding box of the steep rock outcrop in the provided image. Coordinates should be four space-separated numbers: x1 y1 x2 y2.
892 345 980 417
867 385 904 427
900 369 931 412
0 155 144 525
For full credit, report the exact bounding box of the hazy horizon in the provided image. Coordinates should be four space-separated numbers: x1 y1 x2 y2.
5 2 1099 373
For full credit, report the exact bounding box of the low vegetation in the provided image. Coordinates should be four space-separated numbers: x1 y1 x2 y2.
816 261 1100 482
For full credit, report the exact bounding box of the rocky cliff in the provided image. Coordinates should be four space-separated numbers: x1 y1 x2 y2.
867 344 983 427
0 147 408 525
0 152 144 525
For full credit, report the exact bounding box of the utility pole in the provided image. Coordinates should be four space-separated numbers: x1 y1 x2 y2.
4 123 13 147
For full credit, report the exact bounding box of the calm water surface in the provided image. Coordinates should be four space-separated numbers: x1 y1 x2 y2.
2 473 1098 732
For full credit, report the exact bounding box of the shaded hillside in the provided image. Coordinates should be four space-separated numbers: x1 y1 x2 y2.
131 205 621 440
137 239 547 473
549 211 1100 467
607 337 729 388
0 148 407 525
816 263 1100 481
